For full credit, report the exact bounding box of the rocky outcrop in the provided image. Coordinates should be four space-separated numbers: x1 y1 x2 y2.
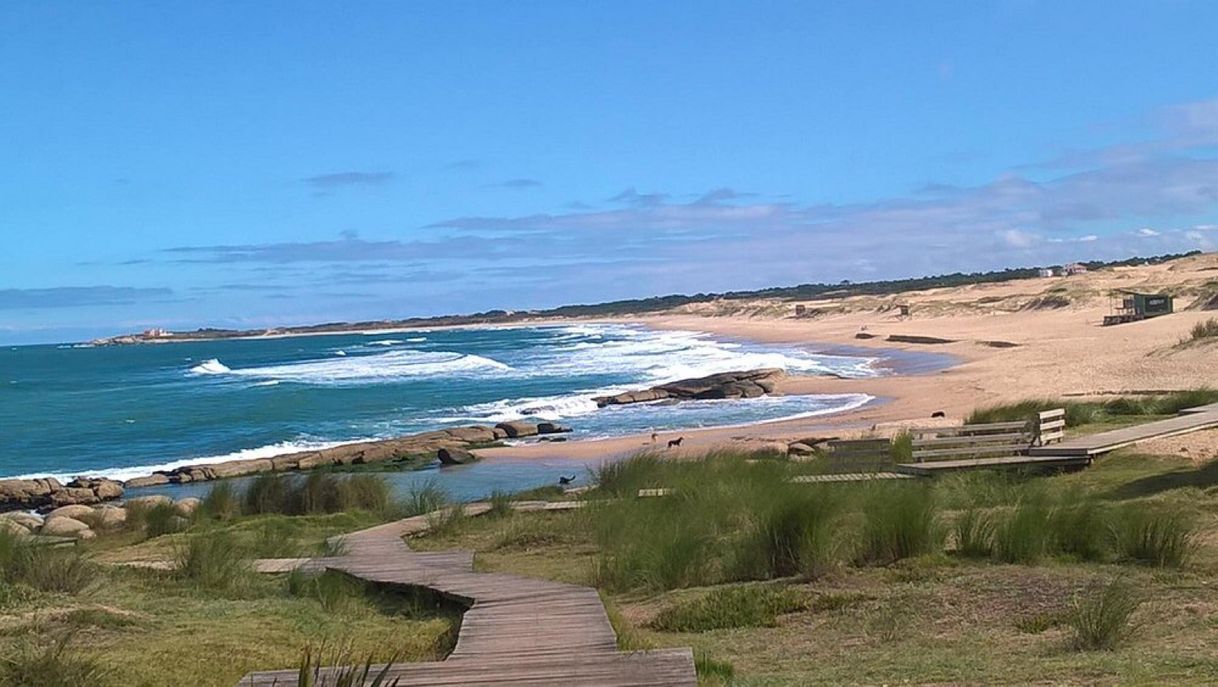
593 369 785 407
0 477 124 513
113 423 559 490
437 447 476 465
40 516 90 538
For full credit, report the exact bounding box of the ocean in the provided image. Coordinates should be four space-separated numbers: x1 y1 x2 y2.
0 323 883 499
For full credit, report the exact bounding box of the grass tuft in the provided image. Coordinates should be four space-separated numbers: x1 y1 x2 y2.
1110 504 1197 568
1068 578 1142 650
650 585 805 632
0 632 108 686
173 530 256 595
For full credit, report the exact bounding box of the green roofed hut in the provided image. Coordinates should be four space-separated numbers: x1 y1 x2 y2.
1103 290 1174 326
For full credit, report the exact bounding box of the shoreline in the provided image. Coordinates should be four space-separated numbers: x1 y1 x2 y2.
4 326 931 486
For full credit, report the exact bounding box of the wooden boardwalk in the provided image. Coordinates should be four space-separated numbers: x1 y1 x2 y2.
895 454 1090 476
238 501 696 686
1027 408 1218 457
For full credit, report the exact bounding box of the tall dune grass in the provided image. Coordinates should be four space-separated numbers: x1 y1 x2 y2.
966 389 1218 426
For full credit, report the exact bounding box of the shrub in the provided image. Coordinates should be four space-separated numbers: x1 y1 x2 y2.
1049 493 1110 562
200 481 240 520
0 531 98 594
287 570 366 612
392 481 448 518
0 632 108 686
858 484 943 565
993 493 1053 564
753 487 844 578
174 531 255 594
486 490 514 519
243 473 295 515
1069 578 1142 650
1110 504 1197 568
952 507 995 558
650 585 805 632
693 651 735 686
337 475 391 514
889 431 914 463
1184 318 1218 343
142 502 187 538
295 644 402 687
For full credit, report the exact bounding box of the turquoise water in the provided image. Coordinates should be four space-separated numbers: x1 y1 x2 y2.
0 323 883 495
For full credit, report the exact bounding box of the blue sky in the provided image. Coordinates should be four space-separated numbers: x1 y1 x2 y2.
3 1 1218 344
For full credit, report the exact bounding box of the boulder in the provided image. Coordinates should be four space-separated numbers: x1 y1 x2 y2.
49 487 100 507
92 506 127 529
787 442 817 457
0 519 31 536
437 447 477 465
492 427 509 440
68 478 124 501
40 516 90 537
1 512 43 530
536 422 571 435
75 528 97 541
593 369 784 407
0 477 62 509
47 504 96 521
125 495 173 510
495 421 539 439
442 426 498 443
174 498 202 517
124 474 170 489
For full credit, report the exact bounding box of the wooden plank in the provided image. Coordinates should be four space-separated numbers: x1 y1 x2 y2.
896 454 1089 476
239 498 698 686
907 421 1029 436
1038 419 1066 432
913 444 1030 460
791 472 916 483
1038 408 1066 420
1038 430 1064 444
911 432 1030 447
1027 411 1218 457
637 488 673 497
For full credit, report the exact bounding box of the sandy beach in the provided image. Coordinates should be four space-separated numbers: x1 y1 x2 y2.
485 252 1218 463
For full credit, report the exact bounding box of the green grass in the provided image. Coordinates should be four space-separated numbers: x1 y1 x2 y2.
1069 578 1143 650
0 632 109 687
0 531 99 594
1110 504 1198 568
966 389 1218 426
992 491 1054 564
241 473 392 517
650 584 805 632
173 530 258 596
858 483 943 565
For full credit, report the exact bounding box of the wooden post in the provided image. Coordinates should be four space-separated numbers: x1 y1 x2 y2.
1036 408 1066 446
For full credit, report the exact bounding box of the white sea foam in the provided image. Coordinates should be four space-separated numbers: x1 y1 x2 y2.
190 358 232 374
406 337 427 342
188 349 512 384
9 438 361 483
367 339 405 346
527 324 877 382
334 350 347 356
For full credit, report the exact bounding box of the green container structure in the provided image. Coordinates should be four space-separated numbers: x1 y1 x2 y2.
1104 290 1174 325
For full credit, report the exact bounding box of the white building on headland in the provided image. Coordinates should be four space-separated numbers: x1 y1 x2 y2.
1064 263 1089 276
142 328 170 338
1037 268 1055 278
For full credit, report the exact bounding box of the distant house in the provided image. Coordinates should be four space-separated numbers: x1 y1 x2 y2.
1037 268 1055 278
1064 263 1088 276
142 328 169 338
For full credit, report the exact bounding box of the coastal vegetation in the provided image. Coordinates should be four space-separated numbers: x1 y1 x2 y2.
966 388 1218 427
410 447 1218 684
2 427 1217 683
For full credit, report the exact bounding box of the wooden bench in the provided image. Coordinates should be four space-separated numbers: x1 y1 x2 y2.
822 438 895 473
908 420 1035 463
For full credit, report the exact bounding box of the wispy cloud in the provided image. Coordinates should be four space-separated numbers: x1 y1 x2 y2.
301 171 394 188
486 178 543 189
0 286 174 310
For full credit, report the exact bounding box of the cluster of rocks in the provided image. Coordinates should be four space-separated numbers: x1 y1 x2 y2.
0 477 124 512
0 422 571 513
0 495 200 541
593 369 785 407
121 421 569 488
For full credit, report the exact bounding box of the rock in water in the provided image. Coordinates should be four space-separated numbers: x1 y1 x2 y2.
592 369 785 407
437 447 477 465
495 421 540 438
